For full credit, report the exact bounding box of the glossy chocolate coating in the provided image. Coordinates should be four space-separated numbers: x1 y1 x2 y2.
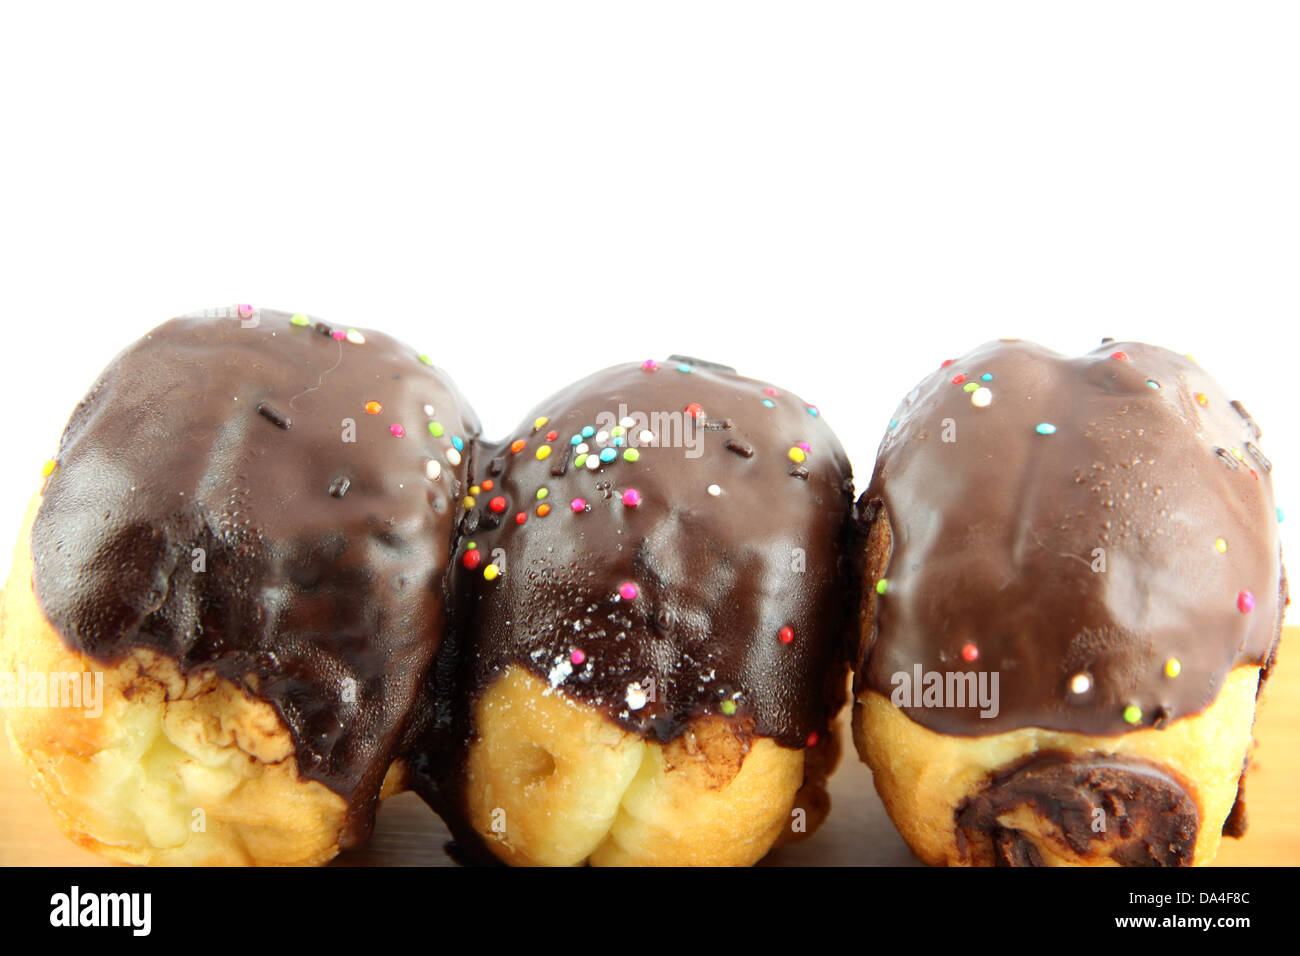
955 750 1199 866
30 309 479 845
858 340 1286 736
434 356 854 751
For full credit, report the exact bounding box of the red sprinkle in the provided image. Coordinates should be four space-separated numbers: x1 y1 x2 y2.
462 549 482 570
515 512 527 525
684 402 704 419
951 373 966 385
806 732 819 748
1238 590 1256 613
1111 351 1129 361
940 359 954 368
961 642 979 662
545 430 559 442
778 626 795 644
488 496 507 514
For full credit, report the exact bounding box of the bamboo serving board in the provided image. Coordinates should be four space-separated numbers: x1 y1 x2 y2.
2 628 1295 867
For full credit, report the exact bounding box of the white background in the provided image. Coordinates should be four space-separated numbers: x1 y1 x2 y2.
1 1 1296 581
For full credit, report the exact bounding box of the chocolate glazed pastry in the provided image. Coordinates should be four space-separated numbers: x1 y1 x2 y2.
852 340 1287 867
413 357 855 866
0 308 479 865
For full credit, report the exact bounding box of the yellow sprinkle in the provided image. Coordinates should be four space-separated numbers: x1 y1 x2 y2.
535 445 552 460
483 564 500 581
463 496 476 509
41 460 57 477
533 417 548 431
469 485 481 496
1215 537 1227 553
1164 658 1182 679
787 447 806 463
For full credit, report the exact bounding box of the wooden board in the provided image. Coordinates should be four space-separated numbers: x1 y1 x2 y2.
2 629 1296 866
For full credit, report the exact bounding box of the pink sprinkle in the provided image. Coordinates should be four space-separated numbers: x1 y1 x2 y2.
622 489 641 507
764 387 779 396
236 303 254 318
389 424 406 438
796 441 811 452
1238 590 1256 613
570 497 587 512
619 582 639 601
641 359 659 371
571 649 586 665
332 330 347 340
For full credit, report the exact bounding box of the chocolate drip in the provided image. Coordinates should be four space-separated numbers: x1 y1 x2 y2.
859 340 1286 736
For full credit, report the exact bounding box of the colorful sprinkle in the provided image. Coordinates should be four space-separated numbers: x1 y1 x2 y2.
778 626 794 645
364 401 382 415
1195 392 1208 407
290 314 310 327
545 430 558 442
483 564 501 581
446 448 462 466
488 496 507 514
622 489 641 507
389 424 406 438
574 453 589 468
962 382 979 393
960 643 979 662
1123 704 1142 725
428 422 445 438
1237 590 1255 614
346 329 365 345
1110 351 1129 361
623 449 640 463
533 417 549 431
425 460 441 481
1069 673 1092 695
481 480 494 492
585 455 601 471
237 303 254 318
875 579 888 595
452 436 465 451
582 426 596 438
684 402 704 419
626 683 648 710
332 330 347 341
676 363 692 373
510 439 526 454
641 359 659 372
571 649 586 665
535 445 552 460
423 404 435 416
764 387 779 397
515 512 527 525
980 373 993 382
1146 379 1161 389
462 496 476 510
762 399 776 408
951 373 966 385
462 549 482 570
719 699 737 716
41 460 56 477
570 498 587 513
940 359 954 368
1164 658 1182 679
1035 423 1057 435
1215 537 1227 554
807 405 819 417
707 484 722 496
418 354 434 366
806 732 819 748
537 503 551 517
599 447 618 463
788 447 806 463
536 488 549 500
618 581 639 601
1278 507 1285 523
971 387 993 408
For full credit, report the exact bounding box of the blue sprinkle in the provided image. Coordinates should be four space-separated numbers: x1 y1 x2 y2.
1035 423 1057 435
613 436 625 447
981 373 993 382
452 436 464 451
1146 379 1161 389
571 434 583 445
599 447 618 463
676 363 692 373
888 419 899 430
581 425 595 438
807 406 819 416
1278 507 1286 524
762 399 775 408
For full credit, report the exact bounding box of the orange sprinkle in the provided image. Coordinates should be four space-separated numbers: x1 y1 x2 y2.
481 479 494 492
364 400 382 415
537 503 551 517
511 439 527 454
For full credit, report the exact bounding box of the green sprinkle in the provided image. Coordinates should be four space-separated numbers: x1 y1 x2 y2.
418 354 434 366
1123 705 1142 725
536 488 549 500
719 699 737 716
428 422 444 438
623 449 640 463
875 578 889 595
290 314 310 327
574 453 588 468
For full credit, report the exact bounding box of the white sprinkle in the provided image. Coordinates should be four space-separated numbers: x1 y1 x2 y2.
626 682 648 710
707 484 722 496
576 442 589 454
596 430 609 444
425 460 441 481
586 455 600 470
346 330 366 345
971 386 993 408
619 416 636 428
423 404 435 417
1069 673 1092 695
638 429 655 444
548 659 574 688
446 448 462 466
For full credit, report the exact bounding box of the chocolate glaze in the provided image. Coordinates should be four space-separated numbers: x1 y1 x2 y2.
857 340 1287 736
413 357 855 851
30 309 479 846
955 750 1199 866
